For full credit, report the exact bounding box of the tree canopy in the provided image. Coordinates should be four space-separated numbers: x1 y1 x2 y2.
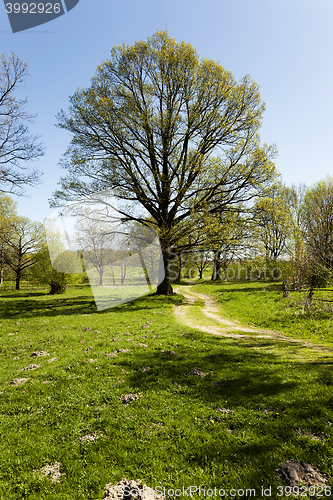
51 30 278 294
0 193 17 285
253 183 294 262
300 176 333 271
3 215 44 289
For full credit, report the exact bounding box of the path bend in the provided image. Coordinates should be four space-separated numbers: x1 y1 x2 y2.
173 284 332 353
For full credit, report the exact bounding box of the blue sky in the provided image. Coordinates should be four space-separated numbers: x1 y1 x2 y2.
1 0 333 223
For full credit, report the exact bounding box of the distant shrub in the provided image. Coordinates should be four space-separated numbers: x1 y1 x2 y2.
308 264 332 289
49 275 67 294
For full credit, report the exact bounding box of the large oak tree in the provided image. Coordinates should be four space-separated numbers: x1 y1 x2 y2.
51 30 277 294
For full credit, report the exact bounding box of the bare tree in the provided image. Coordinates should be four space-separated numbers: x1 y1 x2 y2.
0 52 43 195
191 249 211 280
76 217 116 286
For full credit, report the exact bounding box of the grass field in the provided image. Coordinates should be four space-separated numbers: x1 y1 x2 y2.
0 282 333 499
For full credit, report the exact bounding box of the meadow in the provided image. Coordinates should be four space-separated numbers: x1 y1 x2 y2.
0 279 333 499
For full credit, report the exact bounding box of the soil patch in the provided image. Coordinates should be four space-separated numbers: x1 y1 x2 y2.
162 350 177 356
190 368 206 377
104 478 164 500
38 462 63 483
31 351 49 357
276 461 327 486
10 378 29 385
121 393 141 404
20 364 40 371
79 434 100 443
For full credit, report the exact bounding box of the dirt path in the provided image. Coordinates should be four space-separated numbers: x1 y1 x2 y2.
173 284 332 352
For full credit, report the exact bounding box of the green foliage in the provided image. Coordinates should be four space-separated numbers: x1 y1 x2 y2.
0 193 17 222
0 194 18 285
31 246 84 294
307 263 333 289
253 183 294 261
49 274 67 294
3 216 44 290
301 175 333 270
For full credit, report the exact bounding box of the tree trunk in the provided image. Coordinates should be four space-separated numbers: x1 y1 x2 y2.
224 266 228 281
178 254 182 281
155 250 173 295
15 274 21 291
138 250 152 291
121 263 126 285
156 276 173 294
215 251 222 280
99 272 103 286
211 251 216 280
0 243 4 286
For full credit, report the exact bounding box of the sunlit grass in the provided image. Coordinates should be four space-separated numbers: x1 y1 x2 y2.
0 283 332 498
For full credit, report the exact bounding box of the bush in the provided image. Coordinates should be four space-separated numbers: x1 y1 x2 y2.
49 275 67 294
31 247 84 294
308 264 332 289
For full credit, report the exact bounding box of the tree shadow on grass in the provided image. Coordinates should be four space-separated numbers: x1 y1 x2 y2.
0 291 49 299
213 286 282 295
0 295 96 319
113 336 333 483
125 341 300 405
0 290 182 319
194 281 282 294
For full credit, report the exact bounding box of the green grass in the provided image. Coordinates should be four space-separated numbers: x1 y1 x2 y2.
0 283 333 499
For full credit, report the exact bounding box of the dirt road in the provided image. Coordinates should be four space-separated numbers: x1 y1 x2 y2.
173 284 332 352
